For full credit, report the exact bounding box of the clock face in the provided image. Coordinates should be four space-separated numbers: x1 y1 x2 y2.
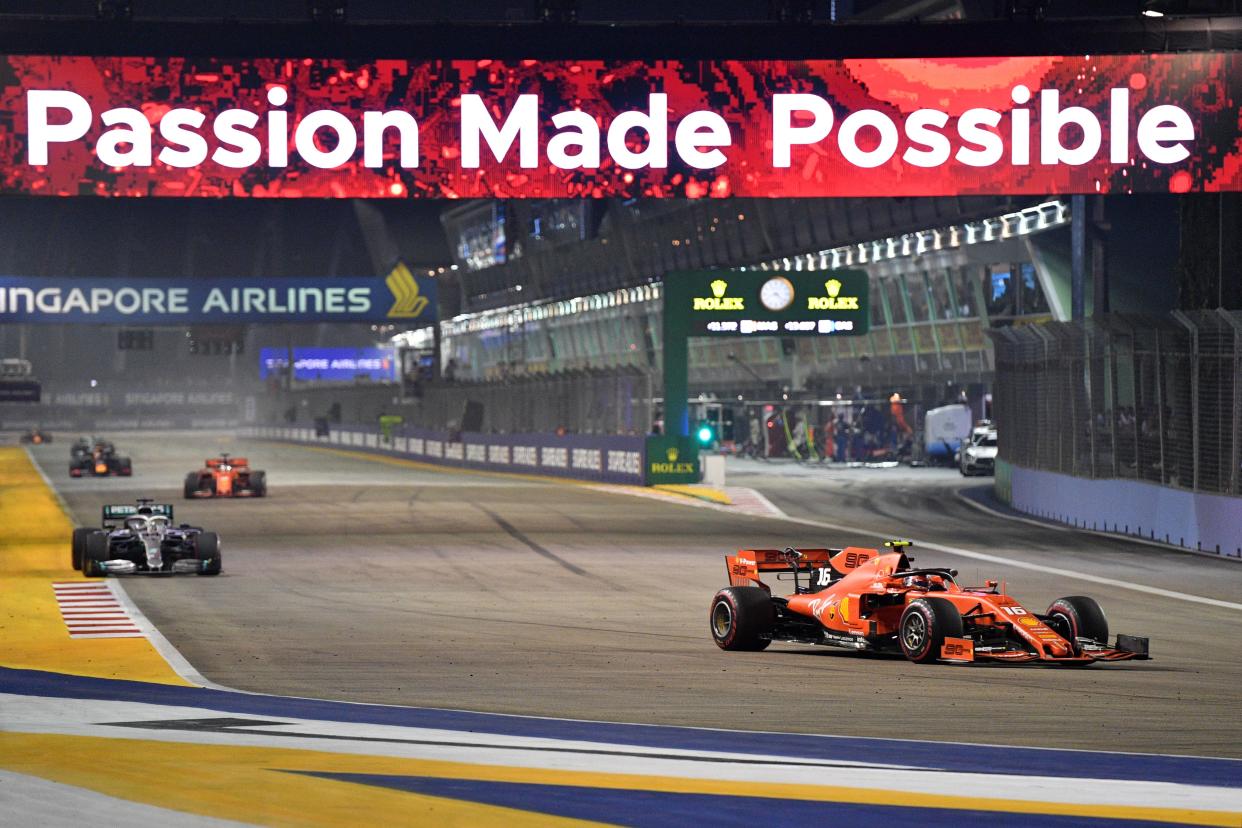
759 277 795 312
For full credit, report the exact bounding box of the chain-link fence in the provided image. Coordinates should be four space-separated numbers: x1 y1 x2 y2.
265 368 655 437
412 368 654 436
992 311 1242 495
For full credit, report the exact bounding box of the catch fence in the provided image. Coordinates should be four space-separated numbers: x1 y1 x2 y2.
408 367 654 436
991 311 1242 496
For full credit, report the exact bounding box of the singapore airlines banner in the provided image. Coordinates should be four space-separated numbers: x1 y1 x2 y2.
0 54 1239 198
0 270 437 324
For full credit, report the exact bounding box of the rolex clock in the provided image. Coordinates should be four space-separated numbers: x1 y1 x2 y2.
759 276 795 312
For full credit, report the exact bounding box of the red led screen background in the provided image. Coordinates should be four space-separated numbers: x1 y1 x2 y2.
0 53 1239 198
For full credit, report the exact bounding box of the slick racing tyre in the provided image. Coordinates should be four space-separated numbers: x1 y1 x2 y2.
195 532 222 576
710 587 774 651
117 457 133 476
71 527 93 571
250 470 267 497
184 472 200 499
899 598 964 664
81 531 109 577
1046 596 1108 646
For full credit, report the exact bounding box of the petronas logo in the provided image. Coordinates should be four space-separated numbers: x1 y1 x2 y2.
386 262 430 318
826 279 842 298
710 280 728 298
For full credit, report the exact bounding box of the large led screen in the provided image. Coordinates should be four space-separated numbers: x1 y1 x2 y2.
1 54 1238 198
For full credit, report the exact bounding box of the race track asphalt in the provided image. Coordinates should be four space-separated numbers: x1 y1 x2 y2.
29 436 1242 758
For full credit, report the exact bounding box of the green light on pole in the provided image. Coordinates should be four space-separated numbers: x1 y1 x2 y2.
697 425 714 445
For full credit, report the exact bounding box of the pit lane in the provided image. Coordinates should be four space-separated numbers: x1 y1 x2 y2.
27 435 1242 759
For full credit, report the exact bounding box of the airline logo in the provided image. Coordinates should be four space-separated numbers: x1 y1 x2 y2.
0 274 436 324
386 262 430 319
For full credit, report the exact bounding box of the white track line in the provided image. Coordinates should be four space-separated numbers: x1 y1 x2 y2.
596 480 1242 614
720 486 787 518
107 578 233 690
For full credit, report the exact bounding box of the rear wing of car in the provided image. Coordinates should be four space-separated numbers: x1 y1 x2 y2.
726 546 879 589
103 503 174 523
206 457 247 468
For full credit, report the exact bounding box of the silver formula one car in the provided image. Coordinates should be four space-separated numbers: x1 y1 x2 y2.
73 499 222 576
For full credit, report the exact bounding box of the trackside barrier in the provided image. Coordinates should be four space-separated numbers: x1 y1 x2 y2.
240 424 646 486
1002 461 1242 560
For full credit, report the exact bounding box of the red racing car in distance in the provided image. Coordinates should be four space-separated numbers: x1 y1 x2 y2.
710 541 1150 665
184 453 267 499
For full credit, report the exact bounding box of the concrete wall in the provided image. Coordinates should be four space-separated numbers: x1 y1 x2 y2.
1000 461 1242 559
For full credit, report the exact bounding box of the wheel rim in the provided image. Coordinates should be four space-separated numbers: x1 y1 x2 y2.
1049 611 1074 640
902 612 927 653
711 600 733 639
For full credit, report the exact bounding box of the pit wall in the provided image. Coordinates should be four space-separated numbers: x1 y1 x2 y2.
994 458 1242 559
240 424 645 486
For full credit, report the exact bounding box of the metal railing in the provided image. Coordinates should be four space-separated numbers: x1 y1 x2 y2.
992 311 1242 496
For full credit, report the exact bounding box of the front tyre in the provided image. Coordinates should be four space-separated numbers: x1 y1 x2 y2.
1046 596 1108 645
195 531 222 576
71 527 92 571
899 598 964 663
710 587 774 651
81 531 109 577
250 470 267 497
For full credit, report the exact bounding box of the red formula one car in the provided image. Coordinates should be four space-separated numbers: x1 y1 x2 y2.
710 541 1149 665
183 453 267 499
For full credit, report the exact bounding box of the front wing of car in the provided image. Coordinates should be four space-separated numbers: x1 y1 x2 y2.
940 634 1150 664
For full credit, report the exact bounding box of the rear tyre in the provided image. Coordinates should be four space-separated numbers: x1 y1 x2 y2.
71 527 92 571
899 598 964 664
195 532 222 576
1046 596 1108 645
117 457 132 476
250 470 267 497
184 472 200 499
710 587 774 651
81 531 109 577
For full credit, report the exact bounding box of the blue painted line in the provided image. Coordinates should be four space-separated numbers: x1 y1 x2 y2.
3 667 1240 789
287 771 1184 828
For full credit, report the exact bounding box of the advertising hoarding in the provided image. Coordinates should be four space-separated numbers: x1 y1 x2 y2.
0 269 436 324
0 54 1238 198
260 347 396 382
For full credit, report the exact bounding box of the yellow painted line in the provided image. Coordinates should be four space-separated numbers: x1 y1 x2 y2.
653 484 733 505
271 441 738 509
0 448 188 685
0 732 1235 827
0 733 603 828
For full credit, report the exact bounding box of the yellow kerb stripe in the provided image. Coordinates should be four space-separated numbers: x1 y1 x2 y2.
0 733 1235 828
0 447 188 685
